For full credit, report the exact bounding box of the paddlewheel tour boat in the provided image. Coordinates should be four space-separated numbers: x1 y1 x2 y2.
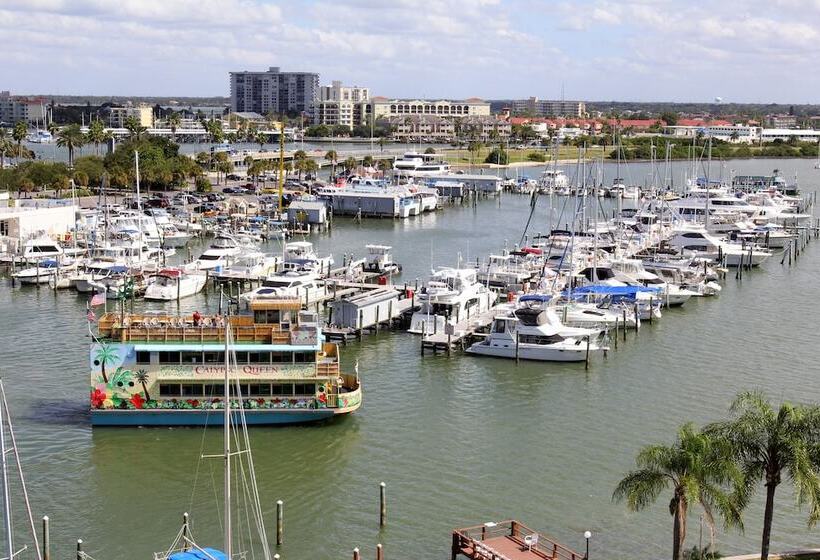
89 295 362 426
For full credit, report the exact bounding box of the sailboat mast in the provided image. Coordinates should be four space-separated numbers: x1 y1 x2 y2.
223 321 232 559
0 385 13 560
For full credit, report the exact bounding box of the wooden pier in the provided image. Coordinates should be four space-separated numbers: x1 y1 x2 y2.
452 520 584 560
420 305 506 355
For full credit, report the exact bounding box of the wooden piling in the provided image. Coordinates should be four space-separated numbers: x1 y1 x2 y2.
622 309 627 340
648 298 653 324
515 331 520 364
43 516 50 560
377 544 384 560
634 303 640 331
585 336 591 370
353 548 360 560
379 482 386 527
76 539 83 560
613 317 618 349
276 499 283 545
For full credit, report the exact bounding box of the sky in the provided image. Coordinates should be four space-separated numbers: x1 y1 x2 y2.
1 0 819 103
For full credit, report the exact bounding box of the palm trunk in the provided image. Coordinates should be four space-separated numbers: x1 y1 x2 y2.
141 381 150 401
672 496 687 560
101 363 108 384
761 480 777 560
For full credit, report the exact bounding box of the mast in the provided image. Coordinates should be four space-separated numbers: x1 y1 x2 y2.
0 383 13 560
278 122 285 219
135 150 144 265
223 319 232 559
705 136 712 229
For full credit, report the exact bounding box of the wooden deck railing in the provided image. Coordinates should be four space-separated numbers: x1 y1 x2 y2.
97 313 293 344
453 520 582 560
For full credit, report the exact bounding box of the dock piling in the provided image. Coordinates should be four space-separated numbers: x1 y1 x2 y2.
276 499 283 545
76 539 83 560
585 336 590 370
42 516 50 560
379 482 387 527
353 548 360 560
377 544 384 560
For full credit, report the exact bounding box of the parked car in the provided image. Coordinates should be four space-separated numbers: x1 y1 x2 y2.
227 173 243 181
222 187 244 194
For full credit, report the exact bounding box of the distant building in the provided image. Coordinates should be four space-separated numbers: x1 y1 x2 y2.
766 114 798 128
229 66 320 120
0 91 48 125
108 104 154 128
759 128 820 142
664 124 760 143
316 81 370 129
387 115 509 141
371 97 491 120
510 97 586 118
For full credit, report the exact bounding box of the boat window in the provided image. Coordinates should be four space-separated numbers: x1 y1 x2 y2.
136 351 151 364
270 352 287 363
203 351 224 363
181 351 202 364
159 351 181 364
248 351 269 363
254 309 280 324
682 232 704 239
249 384 272 396
182 384 204 397
271 383 292 396
519 334 566 344
159 383 182 397
203 384 225 397
234 351 249 364
294 383 316 396
493 319 506 333
198 254 221 261
294 351 314 363
229 384 250 397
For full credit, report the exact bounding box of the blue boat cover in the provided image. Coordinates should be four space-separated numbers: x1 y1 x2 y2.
108 265 129 273
40 259 59 268
519 294 551 303
169 548 227 560
567 285 661 296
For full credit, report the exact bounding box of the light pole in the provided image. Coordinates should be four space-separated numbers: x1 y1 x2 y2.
584 531 592 560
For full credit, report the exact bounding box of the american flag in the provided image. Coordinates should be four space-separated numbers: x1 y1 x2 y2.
90 293 106 307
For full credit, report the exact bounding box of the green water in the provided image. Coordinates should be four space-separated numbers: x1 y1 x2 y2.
2 158 819 559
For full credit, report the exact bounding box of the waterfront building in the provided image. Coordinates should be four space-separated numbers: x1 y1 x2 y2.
370 97 490 119
766 114 798 128
387 115 509 141
759 128 820 142
0 91 48 125
229 66 320 119
316 81 371 128
664 124 761 143
510 97 586 118
0 204 76 255
109 104 154 128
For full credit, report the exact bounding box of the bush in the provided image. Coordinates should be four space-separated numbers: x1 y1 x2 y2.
484 147 509 165
527 151 547 162
195 176 212 193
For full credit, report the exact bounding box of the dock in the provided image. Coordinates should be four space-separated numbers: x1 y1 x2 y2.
452 520 584 560
420 305 506 354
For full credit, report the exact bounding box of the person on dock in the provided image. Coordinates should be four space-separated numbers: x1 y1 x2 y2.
192 310 202 327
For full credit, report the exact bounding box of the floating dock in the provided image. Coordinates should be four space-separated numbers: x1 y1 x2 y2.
452 520 584 560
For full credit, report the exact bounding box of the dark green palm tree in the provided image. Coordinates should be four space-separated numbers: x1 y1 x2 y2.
56 124 86 168
707 391 820 560
324 150 338 177
0 128 11 169
134 369 151 400
614 423 743 560
12 121 27 164
167 112 182 141
86 119 106 155
123 115 146 139
254 132 266 151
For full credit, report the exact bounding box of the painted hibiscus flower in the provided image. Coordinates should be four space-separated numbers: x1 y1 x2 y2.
90 388 106 409
130 393 145 409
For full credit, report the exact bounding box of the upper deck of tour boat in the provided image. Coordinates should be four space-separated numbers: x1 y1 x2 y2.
452 520 583 560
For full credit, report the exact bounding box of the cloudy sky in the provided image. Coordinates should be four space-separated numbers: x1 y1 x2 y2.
1 0 818 102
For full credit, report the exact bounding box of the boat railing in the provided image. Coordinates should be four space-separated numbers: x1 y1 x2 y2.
453 520 582 560
98 313 292 344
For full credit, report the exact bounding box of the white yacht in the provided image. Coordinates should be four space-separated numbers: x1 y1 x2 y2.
192 234 244 271
408 268 497 335
158 223 192 248
364 244 402 274
669 226 772 267
392 152 450 176
240 271 324 306
538 169 569 194
466 295 604 362
282 241 334 275
144 268 207 301
12 259 76 284
213 252 280 281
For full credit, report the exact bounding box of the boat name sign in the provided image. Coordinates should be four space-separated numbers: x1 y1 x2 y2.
156 364 317 379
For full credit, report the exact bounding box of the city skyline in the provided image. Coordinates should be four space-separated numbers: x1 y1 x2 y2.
1 0 818 103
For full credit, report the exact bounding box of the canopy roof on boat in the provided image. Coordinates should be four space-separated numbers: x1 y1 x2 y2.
169 548 227 560
519 294 551 303
567 285 662 297
157 268 182 278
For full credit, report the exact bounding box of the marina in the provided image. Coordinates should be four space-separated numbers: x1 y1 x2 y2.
3 147 820 559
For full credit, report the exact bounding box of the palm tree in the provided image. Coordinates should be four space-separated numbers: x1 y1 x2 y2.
134 369 151 400
86 119 106 155
614 423 743 560
324 150 338 177
94 344 119 384
0 128 11 170
12 121 27 164
362 155 374 168
123 116 146 139
168 112 182 141
343 156 358 174
303 159 318 180
707 391 820 560
254 132 266 151
56 124 86 168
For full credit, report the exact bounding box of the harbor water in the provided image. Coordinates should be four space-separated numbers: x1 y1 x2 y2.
2 158 819 559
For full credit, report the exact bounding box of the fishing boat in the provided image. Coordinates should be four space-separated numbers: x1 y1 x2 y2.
466 295 604 362
192 234 244 271
364 244 402 274
89 295 361 425
144 268 207 301
408 268 497 335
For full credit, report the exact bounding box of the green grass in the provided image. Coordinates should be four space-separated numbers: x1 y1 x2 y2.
439 145 608 165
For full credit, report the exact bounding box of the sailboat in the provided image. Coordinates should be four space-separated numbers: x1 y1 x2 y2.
153 324 272 560
0 379 44 560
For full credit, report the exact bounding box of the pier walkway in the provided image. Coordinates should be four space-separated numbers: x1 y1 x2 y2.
452 520 583 560
421 305 508 354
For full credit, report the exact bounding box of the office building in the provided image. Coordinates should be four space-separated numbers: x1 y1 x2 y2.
108 104 154 128
0 91 47 125
230 66 320 119
510 97 586 118
370 97 491 119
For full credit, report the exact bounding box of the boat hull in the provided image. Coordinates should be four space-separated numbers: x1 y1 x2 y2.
466 341 595 362
90 407 352 426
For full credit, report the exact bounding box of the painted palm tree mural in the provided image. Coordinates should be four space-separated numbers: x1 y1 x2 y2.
94 344 119 384
135 369 151 400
